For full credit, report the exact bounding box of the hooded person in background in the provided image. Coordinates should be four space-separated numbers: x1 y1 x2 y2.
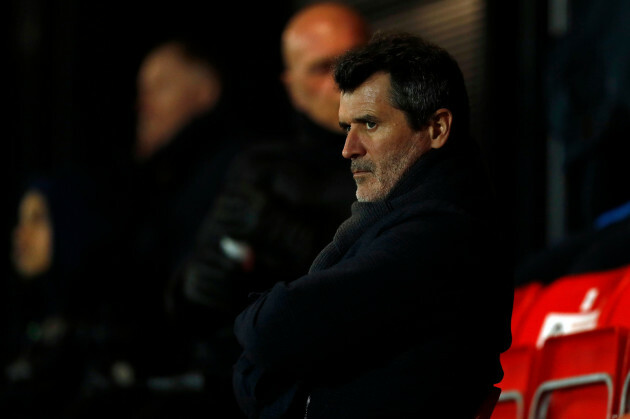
2 176 112 418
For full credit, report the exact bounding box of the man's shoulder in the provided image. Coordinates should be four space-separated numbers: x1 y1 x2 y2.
368 197 499 259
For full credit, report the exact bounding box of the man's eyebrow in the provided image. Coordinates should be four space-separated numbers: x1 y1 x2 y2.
339 114 378 129
354 114 378 124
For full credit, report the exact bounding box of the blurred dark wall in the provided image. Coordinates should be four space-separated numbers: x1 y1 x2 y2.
486 0 548 267
546 0 630 234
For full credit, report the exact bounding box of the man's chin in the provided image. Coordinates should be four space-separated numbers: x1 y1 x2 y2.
356 185 385 203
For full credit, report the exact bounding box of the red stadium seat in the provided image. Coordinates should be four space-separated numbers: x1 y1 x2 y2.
600 266 630 329
495 264 630 418
528 327 629 419
492 345 539 419
513 265 629 348
511 281 544 339
619 330 630 416
490 282 544 419
597 266 630 415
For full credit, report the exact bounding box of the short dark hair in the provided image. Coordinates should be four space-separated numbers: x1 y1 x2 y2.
334 31 470 141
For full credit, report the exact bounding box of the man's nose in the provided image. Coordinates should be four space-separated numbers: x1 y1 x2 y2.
342 127 365 160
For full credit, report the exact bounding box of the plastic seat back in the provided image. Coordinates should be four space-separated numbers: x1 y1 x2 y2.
511 281 544 338
492 345 539 419
528 327 629 419
600 266 630 329
514 265 628 348
620 333 630 416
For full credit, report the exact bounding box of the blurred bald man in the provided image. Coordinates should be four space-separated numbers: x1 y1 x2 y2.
174 1 371 308
281 1 371 133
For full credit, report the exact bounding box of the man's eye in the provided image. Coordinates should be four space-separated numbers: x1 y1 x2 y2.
366 121 377 130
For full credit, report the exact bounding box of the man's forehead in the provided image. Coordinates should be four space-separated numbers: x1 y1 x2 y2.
339 74 397 125
341 73 391 104
339 95 378 123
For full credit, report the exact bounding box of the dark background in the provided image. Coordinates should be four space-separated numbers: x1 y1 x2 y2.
7 0 630 273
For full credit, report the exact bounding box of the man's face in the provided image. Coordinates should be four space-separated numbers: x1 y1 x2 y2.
12 190 53 278
283 26 366 133
339 72 433 202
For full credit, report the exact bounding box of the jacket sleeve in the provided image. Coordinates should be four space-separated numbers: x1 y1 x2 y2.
233 212 509 378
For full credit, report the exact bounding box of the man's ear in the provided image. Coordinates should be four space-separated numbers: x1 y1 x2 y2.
428 108 452 149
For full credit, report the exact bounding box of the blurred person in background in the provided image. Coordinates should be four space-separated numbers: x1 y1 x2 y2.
123 37 245 286
70 37 248 418
134 39 225 161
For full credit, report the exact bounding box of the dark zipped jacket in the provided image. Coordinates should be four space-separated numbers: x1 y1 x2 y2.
233 143 514 418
